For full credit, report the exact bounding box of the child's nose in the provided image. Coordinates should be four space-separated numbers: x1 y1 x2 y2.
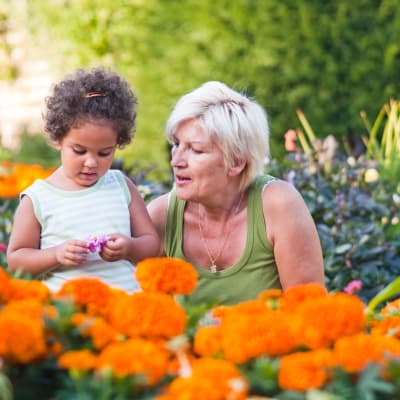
84 155 98 168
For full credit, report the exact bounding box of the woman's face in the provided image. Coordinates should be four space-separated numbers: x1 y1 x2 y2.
170 119 228 202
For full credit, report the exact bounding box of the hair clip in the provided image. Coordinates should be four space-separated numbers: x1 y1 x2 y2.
83 92 107 98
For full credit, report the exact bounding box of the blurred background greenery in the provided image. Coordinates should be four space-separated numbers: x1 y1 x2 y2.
1 0 400 182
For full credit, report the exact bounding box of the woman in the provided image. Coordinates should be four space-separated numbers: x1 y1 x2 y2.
148 81 325 305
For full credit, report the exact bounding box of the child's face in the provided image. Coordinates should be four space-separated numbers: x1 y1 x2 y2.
53 122 118 189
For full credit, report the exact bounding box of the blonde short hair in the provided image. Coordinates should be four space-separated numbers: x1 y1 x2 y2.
166 81 270 190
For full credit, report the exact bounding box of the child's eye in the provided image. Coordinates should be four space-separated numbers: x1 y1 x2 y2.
99 152 112 157
73 148 86 155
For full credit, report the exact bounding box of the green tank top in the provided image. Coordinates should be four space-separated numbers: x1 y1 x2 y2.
165 175 281 305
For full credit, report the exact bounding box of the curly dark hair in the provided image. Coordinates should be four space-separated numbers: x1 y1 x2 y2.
43 67 137 147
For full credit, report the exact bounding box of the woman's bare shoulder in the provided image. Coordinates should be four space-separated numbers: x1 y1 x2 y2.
262 179 304 209
147 192 170 224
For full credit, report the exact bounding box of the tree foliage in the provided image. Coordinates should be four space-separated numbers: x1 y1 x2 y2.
6 0 400 174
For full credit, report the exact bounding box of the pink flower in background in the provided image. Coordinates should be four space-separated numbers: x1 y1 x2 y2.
87 235 109 253
284 129 298 152
343 280 363 295
0 242 6 253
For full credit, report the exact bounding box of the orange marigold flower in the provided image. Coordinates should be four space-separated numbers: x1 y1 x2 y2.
0 311 47 363
58 349 97 371
0 267 11 303
72 313 122 349
278 349 334 391
279 283 328 313
220 308 296 363
55 277 113 316
194 325 223 357
1 298 45 321
370 315 400 338
136 257 197 295
97 338 170 384
333 332 400 373
257 288 283 309
155 357 248 400
5 279 51 303
381 299 400 315
108 291 186 339
291 292 366 349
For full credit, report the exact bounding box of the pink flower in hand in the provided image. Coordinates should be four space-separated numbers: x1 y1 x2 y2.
343 279 363 295
87 235 109 253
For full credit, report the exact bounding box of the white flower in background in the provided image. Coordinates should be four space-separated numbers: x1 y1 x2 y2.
364 168 379 183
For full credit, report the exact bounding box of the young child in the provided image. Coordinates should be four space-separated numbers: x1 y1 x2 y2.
6 67 160 292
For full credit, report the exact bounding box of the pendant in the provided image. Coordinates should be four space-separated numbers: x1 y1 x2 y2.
210 264 217 273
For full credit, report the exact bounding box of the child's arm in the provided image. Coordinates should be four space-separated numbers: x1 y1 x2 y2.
6 196 89 276
100 178 160 264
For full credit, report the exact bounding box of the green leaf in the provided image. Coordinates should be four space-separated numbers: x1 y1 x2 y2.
367 276 400 315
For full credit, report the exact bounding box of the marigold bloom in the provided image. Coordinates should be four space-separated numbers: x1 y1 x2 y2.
194 325 223 357
278 349 334 391
58 349 97 371
370 316 400 338
220 307 296 363
55 277 113 316
381 299 400 315
155 357 248 400
136 257 197 295
72 313 122 349
97 338 170 384
1 299 46 321
291 292 366 349
0 311 47 363
0 162 54 198
279 283 328 313
107 291 186 339
0 268 11 303
257 288 282 309
5 279 51 303
333 332 400 373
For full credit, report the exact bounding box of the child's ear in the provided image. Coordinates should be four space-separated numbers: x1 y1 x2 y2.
228 159 246 176
50 140 62 151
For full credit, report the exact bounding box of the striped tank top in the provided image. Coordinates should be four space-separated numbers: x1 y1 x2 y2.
21 169 139 292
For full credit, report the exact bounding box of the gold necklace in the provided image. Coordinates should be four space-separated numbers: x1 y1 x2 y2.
197 191 245 273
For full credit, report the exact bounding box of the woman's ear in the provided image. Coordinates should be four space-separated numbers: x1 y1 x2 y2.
228 159 247 176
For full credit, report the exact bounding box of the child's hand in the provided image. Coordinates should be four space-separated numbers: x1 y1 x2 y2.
99 233 130 262
55 240 89 266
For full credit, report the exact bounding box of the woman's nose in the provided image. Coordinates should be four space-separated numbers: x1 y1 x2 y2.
170 147 186 167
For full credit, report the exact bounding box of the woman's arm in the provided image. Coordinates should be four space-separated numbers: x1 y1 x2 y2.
263 180 325 289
